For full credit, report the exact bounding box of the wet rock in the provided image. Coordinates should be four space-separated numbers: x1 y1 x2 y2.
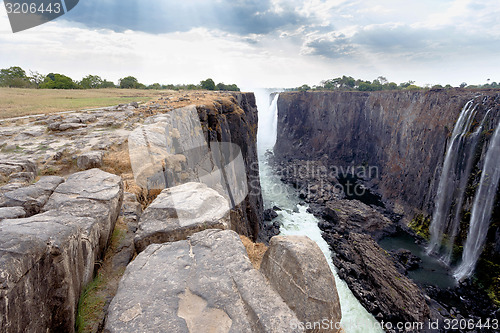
0 206 26 220
321 199 393 240
263 208 278 221
322 232 430 324
260 235 342 332
77 151 104 170
104 229 303 333
134 182 231 253
390 249 422 273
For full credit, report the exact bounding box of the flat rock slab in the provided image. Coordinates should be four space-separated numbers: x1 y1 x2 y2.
43 168 123 251
0 206 26 221
134 182 231 253
105 229 303 333
0 176 64 216
260 236 342 332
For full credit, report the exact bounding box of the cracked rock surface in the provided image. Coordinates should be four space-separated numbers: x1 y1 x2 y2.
105 229 303 333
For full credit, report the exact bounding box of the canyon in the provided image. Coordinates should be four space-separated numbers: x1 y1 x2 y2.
1 88 499 332
273 89 500 330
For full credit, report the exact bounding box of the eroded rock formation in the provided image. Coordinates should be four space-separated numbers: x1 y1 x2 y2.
0 168 123 332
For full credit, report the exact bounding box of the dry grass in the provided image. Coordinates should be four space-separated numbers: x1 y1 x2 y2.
240 235 268 270
0 88 162 119
100 141 163 209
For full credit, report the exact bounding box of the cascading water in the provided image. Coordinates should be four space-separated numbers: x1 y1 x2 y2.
443 110 489 264
427 100 478 257
454 118 500 280
254 90 383 333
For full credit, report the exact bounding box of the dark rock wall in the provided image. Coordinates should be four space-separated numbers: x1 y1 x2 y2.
197 92 263 240
275 90 500 221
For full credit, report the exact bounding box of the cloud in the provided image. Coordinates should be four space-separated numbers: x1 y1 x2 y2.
62 0 307 35
302 32 355 58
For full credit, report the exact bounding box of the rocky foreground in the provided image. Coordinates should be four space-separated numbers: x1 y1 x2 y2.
0 92 343 332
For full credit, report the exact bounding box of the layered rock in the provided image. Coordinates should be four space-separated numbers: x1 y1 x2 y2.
275 90 500 220
0 160 37 185
105 229 303 333
0 176 64 216
318 199 394 241
260 236 342 332
0 169 123 332
134 182 231 253
321 232 430 325
128 94 263 241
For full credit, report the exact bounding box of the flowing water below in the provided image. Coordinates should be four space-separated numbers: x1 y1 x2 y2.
254 91 383 332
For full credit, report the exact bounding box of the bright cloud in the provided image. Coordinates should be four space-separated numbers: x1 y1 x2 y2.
0 0 499 87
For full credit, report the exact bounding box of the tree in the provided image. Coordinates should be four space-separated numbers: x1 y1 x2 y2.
29 70 45 88
200 78 216 90
297 84 311 92
80 75 103 89
100 80 116 88
0 66 30 87
460 82 468 88
147 83 162 90
40 73 78 89
399 80 415 88
216 82 240 91
119 76 139 89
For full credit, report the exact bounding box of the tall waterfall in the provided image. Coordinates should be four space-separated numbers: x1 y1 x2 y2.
255 91 383 333
427 100 478 256
455 118 500 280
257 92 279 154
443 110 489 264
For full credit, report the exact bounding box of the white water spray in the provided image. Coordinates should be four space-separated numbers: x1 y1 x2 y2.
455 118 500 280
256 92 383 333
428 100 478 255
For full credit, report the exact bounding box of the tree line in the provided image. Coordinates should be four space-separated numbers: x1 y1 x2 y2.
0 66 240 91
289 75 500 92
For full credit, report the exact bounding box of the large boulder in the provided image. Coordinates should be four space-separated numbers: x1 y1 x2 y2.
105 229 303 333
0 169 123 333
0 212 101 332
260 236 342 332
0 176 64 216
134 182 231 253
43 168 123 252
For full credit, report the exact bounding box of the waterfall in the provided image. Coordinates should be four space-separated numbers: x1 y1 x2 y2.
255 91 383 333
443 110 489 264
427 100 478 256
454 118 500 280
257 92 279 154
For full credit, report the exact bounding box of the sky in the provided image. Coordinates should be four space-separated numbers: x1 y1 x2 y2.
1 0 500 89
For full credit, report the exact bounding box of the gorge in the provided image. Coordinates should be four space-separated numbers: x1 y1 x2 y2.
270 89 500 330
1 88 500 332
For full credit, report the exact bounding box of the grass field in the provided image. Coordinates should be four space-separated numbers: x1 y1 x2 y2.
0 88 162 119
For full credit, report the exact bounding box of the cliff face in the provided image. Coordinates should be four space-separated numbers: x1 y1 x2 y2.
197 92 263 240
275 90 500 221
